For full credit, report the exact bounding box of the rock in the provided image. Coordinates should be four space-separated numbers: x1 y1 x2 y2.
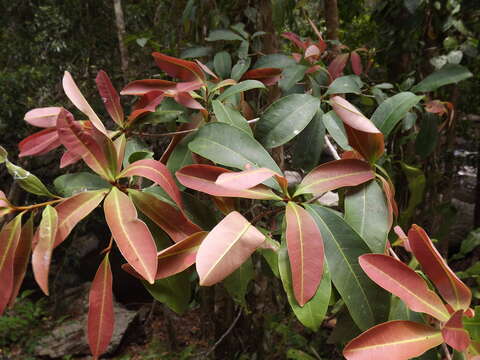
34 283 137 358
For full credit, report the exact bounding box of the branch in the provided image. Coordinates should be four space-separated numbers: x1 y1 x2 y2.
203 308 242 358
324 135 340 160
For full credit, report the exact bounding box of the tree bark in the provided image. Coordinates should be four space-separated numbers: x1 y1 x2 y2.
113 0 129 81
324 0 340 52
259 0 278 54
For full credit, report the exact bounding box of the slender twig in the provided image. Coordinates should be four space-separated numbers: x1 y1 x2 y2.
12 198 63 211
324 135 340 160
441 343 452 360
250 207 283 224
202 308 242 358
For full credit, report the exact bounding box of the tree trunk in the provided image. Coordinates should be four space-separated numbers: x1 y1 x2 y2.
259 0 278 54
324 0 340 52
113 0 129 81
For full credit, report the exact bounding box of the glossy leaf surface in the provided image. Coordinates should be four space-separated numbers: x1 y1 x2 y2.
6 160 57 197
344 320 443 360
153 52 205 82
19 128 61 157
196 211 265 286
285 202 324 306
88 254 114 359
120 79 176 95
104 187 157 284
24 107 62 128
359 254 450 321
212 100 252 136
442 310 470 351
411 64 473 93
95 70 124 126
216 80 265 102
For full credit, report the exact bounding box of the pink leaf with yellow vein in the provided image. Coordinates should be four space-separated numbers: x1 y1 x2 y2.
120 79 176 96
32 206 58 295
442 310 470 351
153 52 205 82
176 164 282 200
95 70 124 126
19 128 61 157
215 167 285 190
359 254 450 321
24 107 62 128
120 159 183 209
344 320 443 360
285 202 324 306
104 187 157 284
294 159 374 197
409 224 472 311
88 254 114 360
196 211 264 286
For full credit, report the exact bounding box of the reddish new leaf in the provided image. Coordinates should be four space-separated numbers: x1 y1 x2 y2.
113 134 126 171
128 189 201 243
24 107 62 128
63 71 107 134
54 190 109 248
119 159 183 209
215 167 285 191
176 80 204 93
285 202 324 306
152 52 205 82
282 32 307 50
195 60 218 79
294 159 374 197
120 79 176 96
408 224 472 311
176 164 282 200
350 51 363 76
57 112 117 180
330 96 385 162
8 216 33 306
0 214 23 315
60 150 82 168
241 68 282 86
344 320 443 360
123 231 208 280
196 211 265 286
359 254 450 321
442 310 470 351
104 187 157 284
32 205 58 295
174 92 205 111
128 91 165 124
19 128 61 157
305 44 321 60
95 70 124 126
328 53 349 80
88 254 114 360
378 175 399 228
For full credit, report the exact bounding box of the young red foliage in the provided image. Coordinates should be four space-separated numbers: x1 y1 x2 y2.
95 70 124 127
442 310 470 351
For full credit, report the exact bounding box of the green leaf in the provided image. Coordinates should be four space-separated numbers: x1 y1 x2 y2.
399 162 426 228
325 75 363 95
54 172 111 197
286 349 316 360
411 64 473 93
292 109 325 172
212 100 252 136
217 80 265 102
279 65 308 92
123 138 154 168
223 257 253 306
182 193 219 231
278 246 331 331
213 51 232 79
166 135 193 180
139 98 187 126
6 161 57 197
206 29 245 42
253 54 296 69
143 271 191 314
371 92 423 136
344 180 390 253
0 145 6 163
305 204 388 330
463 305 480 342
322 111 352 150
415 113 439 158
180 46 213 59
388 295 424 322
256 94 320 148
189 122 281 173
231 58 252 81
453 228 480 260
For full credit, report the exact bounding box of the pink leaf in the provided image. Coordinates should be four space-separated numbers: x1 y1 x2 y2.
176 164 282 200
241 68 282 86
128 91 165 124
54 190 109 248
215 167 286 191
19 128 61 157
128 189 201 243
62 71 107 134
95 70 124 126
32 206 58 295
152 52 205 82
294 159 375 197
350 51 363 76
408 224 472 311
0 214 23 314
328 53 349 80
442 310 470 351
196 211 265 285
119 159 183 209
330 96 385 162
104 187 157 284
359 254 450 321
344 320 443 360
24 107 62 128
120 79 176 96
174 92 205 111
282 32 307 50
88 254 114 359
60 150 82 168
285 202 324 306
305 44 321 60
195 60 218 79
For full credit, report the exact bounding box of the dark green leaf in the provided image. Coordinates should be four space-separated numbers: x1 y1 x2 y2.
217 80 265 102
399 162 426 227
256 94 320 148
253 54 296 69
54 172 111 197
213 51 232 79
180 46 213 59
143 271 191 314
463 306 480 342
279 65 308 92
414 113 439 158
206 29 244 42
305 204 388 330
322 111 352 150
411 64 473 93
123 138 154 168
371 92 423 136
292 109 325 172
231 58 252 81
325 75 363 95
212 100 252 136
223 257 253 306
166 135 193 180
